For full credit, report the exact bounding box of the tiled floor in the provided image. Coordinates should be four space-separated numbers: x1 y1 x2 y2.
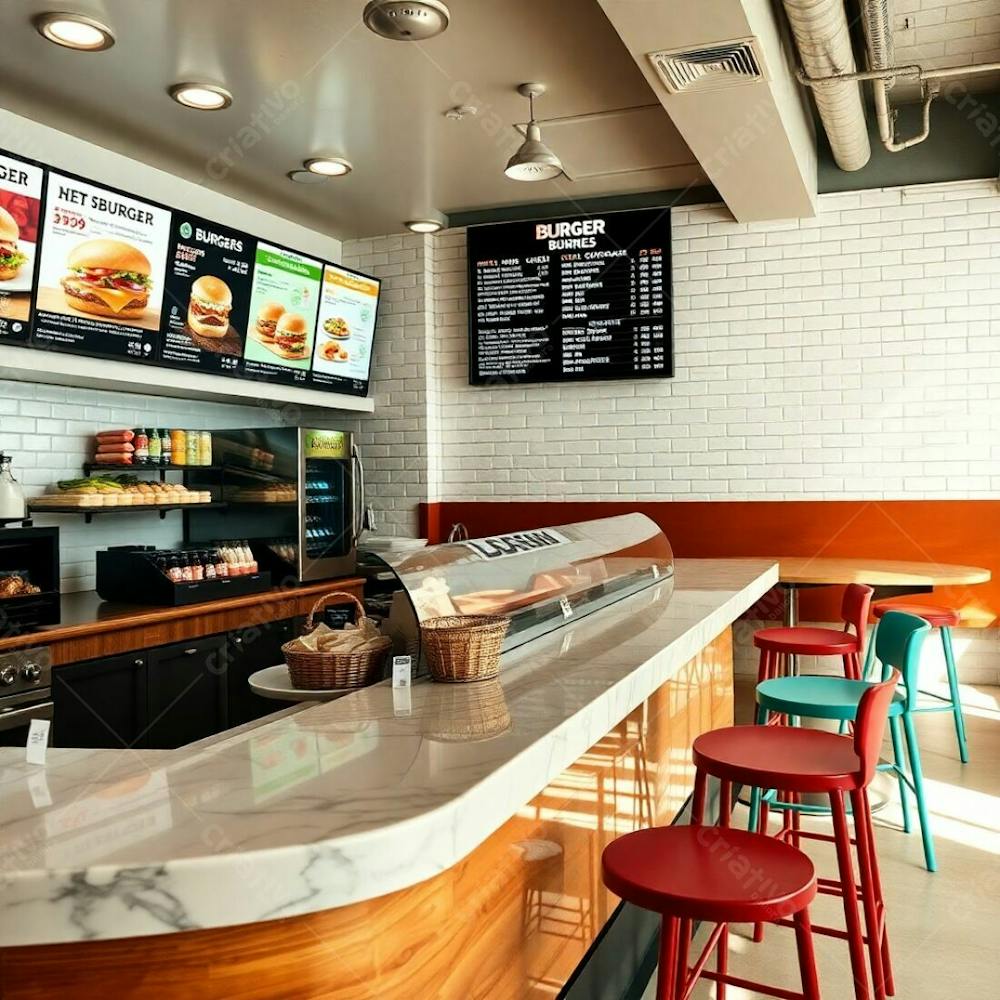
642 681 1000 999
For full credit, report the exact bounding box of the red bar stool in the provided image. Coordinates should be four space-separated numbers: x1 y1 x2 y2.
865 601 969 762
691 671 901 1000
602 825 821 1000
755 583 874 683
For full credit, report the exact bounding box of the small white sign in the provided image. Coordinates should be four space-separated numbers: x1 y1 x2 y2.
560 596 574 620
652 564 661 580
392 655 412 689
26 718 50 766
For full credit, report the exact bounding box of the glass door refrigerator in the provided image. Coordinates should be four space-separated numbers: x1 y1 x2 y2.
185 427 363 583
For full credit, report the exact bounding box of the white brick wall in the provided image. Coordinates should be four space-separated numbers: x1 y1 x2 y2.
0 381 347 592
429 180 1000 503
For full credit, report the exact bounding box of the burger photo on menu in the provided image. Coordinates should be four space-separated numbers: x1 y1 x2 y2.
60 239 152 320
33 172 170 361
255 301 284 343
273 313 308 359
0 207 27 281
0 150 44 341
187 275 232 339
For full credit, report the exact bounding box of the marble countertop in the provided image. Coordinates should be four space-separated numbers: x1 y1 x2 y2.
0 558 777 947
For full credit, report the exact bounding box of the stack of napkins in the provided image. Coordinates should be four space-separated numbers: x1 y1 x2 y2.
289 619 386 654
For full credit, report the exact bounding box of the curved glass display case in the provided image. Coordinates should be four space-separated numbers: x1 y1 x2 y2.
372 513 674 667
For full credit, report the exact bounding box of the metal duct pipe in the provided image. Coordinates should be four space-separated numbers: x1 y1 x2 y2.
782 0 870 171
861 0 935 151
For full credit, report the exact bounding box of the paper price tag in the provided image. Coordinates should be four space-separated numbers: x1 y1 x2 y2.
26 719 50 766
392 655 412 689
559 596 574 620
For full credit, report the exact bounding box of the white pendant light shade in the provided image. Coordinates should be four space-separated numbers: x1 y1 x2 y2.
505 123 563 181
505 83 563 182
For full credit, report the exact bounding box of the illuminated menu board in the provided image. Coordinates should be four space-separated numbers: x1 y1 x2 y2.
0 146 380 397
468 208 672 386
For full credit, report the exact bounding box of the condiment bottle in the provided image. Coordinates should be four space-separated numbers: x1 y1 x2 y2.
186 430 200 466
148 428 162 464
160 429 171 465
179 553 194 582
190 552 204 581
214 548 228 578
171 429 186 466
167 557 183 583
0 453 26 520
134 428 149 465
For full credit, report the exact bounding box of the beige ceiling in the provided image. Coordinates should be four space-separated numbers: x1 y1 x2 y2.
0 0 707 240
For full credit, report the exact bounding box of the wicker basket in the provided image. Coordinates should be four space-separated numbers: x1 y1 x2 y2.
282 592 391 690
421 614 510 683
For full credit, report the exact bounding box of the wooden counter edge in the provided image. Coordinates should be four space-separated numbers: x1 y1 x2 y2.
0 578 366 666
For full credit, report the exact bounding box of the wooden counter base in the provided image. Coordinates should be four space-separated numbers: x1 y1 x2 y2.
0 628 734 1000
0 578 365 666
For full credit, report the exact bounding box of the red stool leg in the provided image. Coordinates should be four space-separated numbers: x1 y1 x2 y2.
692 769 708 825
717 922 729 1000
859 788 895 996
830 791 872 1000
843 653 854 679
757 646 770 685
676 918 691 1000
719 780 732 828
794 907 822 1000
851 789 887 1000
657 916 680 1000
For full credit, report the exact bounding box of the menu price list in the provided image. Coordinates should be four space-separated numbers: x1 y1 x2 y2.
468 208 672 386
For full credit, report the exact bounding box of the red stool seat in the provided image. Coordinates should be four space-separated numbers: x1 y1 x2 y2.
755 626 861 655
872 602 959 628
602 825 817 924
694 725 861 793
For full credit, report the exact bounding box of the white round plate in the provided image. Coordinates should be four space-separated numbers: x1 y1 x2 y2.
249 664 355 702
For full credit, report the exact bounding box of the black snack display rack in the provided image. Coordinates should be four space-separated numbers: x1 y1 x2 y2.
96 546 272 607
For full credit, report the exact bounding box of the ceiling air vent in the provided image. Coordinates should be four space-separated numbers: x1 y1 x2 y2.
647 37 766 95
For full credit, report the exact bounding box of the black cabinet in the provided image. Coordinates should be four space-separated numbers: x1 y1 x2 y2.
146 636 228 749
224 617 299 728
52 652 147 749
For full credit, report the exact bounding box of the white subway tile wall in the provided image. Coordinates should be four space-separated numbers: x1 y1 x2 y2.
428 182 1000 503
0 380 341 592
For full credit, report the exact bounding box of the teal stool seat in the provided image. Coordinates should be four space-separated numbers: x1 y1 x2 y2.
750 611 938 872
757 676 906 721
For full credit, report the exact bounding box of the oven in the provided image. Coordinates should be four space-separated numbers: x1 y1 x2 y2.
0 647 53 748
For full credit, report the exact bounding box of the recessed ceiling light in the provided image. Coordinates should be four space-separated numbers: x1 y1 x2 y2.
168 83 233 111
287 170 330 185
405 219 444 234
304 157 353 177
34 12 115 51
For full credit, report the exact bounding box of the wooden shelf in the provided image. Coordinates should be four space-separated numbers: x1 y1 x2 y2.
83 463 225 475
28 501 228 524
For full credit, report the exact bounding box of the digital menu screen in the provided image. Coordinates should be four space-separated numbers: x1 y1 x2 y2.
0 151 44 345
32 172 171 363
310 264 381 394
242 241 322 388
0 144 381 397
159 213 254 377
468 208 672 386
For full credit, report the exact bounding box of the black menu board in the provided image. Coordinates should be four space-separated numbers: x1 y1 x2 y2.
159 214 255 377
468 208 672 386
0 150 45 345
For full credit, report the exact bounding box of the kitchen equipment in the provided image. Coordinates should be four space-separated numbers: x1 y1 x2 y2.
0 453 26 520
0 526 60 632
281 592 391 690
0 646 53 747
185 427 363 584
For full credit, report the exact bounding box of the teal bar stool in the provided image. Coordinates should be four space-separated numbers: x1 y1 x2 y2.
863 602 969 763
750 611 937 872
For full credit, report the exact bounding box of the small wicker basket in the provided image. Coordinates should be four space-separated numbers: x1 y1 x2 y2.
421 614 510 683
282 592 391 690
